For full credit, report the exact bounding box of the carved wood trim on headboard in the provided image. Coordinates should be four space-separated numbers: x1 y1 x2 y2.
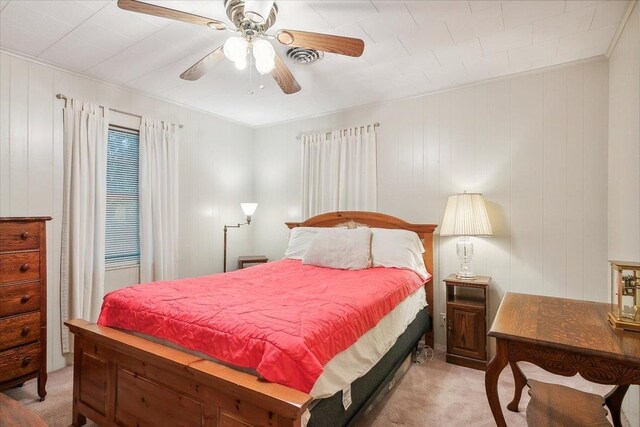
286 211 437 349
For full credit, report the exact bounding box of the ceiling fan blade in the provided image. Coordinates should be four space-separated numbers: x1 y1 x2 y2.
117 0 227 30
180 46 225 81
275 30 364 57
272 53 301 95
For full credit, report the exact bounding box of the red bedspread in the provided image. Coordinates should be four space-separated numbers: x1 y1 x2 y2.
98 259 426 393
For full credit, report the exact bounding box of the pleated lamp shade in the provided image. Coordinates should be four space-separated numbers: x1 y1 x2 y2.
440 193 492 236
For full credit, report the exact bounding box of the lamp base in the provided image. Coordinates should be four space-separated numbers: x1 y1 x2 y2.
456 236 475 280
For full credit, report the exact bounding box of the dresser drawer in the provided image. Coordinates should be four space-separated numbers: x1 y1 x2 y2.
0 252 40 284
0 221 40 252
0 283 40 317
0 312 41 351
0 342 40 382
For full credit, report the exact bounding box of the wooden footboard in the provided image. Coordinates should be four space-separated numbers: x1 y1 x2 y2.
65 319 312 427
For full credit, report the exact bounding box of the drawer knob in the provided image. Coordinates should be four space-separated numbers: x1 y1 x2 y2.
20 263 30 272
20 231 30 240
21 326 32 336
22 356 32 367
20 295 31 304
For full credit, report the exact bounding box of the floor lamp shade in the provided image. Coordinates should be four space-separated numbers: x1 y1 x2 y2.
240 203 258 217
441 193 492 279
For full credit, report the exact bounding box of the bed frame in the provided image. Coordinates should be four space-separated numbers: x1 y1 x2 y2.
65 211 436 427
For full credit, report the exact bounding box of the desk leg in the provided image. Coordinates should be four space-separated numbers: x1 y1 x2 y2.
605 385 629 427
507 362 527 412
485 339 508 427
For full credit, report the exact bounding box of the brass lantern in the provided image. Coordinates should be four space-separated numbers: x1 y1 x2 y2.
608 260 640 332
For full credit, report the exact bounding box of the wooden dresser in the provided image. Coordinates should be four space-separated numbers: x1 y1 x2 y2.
0 217 51 401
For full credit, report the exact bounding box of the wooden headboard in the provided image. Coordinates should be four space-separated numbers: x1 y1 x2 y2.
286 211 437 349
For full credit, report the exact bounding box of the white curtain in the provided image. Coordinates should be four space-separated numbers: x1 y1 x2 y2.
139 118 179 283
302 125 377 218
61 99 108 353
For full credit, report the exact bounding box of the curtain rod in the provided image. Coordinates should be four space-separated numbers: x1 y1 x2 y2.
55 94 184 129
296 122 380 141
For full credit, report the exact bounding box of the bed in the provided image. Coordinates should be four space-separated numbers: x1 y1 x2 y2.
65 211 436 427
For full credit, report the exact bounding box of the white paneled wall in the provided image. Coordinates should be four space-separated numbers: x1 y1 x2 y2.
608 3 640 426
609 4 639 264
1 45 635 425
252 59 610 349
0 51 255 372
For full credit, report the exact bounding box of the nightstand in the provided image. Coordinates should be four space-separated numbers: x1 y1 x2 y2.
444 274 490 371
237 255 268 270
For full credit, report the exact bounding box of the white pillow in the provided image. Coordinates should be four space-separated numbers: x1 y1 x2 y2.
370 228 429 280
302 228 372 270
284 227 323 259
284 226 351 259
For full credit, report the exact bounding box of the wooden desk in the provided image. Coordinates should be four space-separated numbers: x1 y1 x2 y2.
485 292 640 427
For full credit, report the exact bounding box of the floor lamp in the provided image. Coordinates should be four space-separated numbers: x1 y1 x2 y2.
223 203 257 272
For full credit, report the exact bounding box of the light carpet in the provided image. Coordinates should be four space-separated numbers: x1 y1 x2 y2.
2 353 621 427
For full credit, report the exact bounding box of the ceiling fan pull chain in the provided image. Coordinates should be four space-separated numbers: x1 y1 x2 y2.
248 48 254 95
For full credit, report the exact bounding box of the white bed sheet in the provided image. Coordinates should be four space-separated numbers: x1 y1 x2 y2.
125 286 427 399
310 285 426 398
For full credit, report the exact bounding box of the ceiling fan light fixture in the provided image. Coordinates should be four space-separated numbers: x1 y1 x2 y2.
243 0 274 24
253 39 276 75
253 38 274 59
253 38 276 75
224 36 248 63
255 56 275 75
235 55 248 70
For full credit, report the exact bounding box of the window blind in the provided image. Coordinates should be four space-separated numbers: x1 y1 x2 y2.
105 127 140 267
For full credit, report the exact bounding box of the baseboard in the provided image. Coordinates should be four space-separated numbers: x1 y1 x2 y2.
445 353 487 371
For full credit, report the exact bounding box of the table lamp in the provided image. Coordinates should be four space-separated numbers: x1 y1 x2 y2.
223 203 257 272
440 193 492 280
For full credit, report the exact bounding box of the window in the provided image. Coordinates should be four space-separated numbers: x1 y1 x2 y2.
105 126 140 268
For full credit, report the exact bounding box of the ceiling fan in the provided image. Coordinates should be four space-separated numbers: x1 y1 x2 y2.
117 0 366 95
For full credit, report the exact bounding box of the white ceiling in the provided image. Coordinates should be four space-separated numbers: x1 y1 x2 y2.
0 0 631 126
